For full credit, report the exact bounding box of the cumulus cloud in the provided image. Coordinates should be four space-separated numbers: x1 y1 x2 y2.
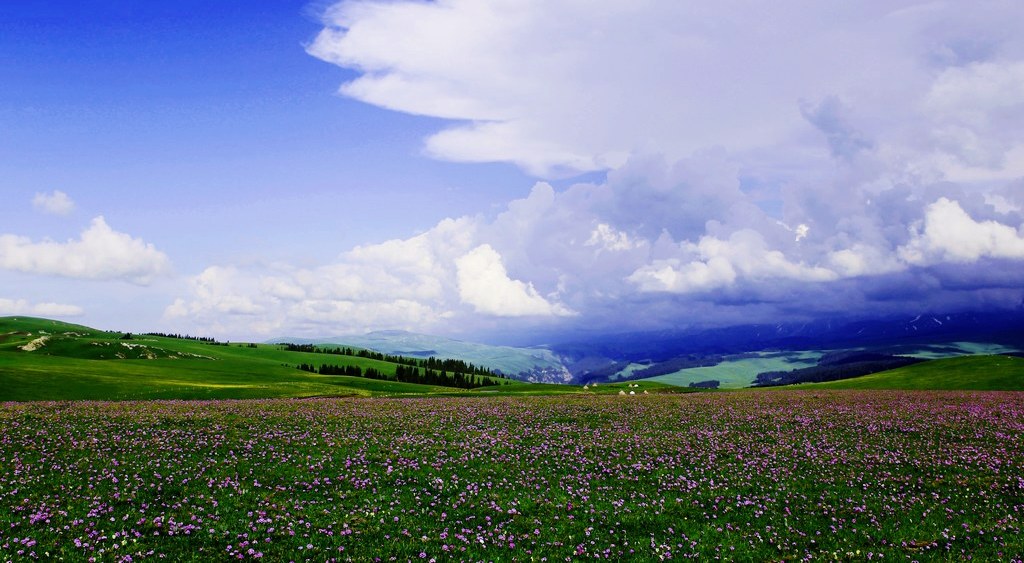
827 244 905 278
0 217 171 285
456 244 574 317
164 219 477 336
629 229 837 294
586 224 642 252
163 1 1024 339
899 198 1024 265
165 171 1024 339
32 190 75 216
0 298 83 317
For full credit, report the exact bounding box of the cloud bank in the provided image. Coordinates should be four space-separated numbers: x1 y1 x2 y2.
309 1 1024 179
0 217 172 285
0 298 83 317
166 1 1024 340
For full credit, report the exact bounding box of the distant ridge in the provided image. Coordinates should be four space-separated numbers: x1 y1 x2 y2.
268 330 572 383
0 316 578 401
551 310 1024 363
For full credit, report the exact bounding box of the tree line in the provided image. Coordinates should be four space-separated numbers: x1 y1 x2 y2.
281 343 498 377
296 362 504 389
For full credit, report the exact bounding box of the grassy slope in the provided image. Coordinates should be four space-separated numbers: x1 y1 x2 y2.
791 355 1024 390
0 317 679 401
644 344 1024 390
0 316 502 400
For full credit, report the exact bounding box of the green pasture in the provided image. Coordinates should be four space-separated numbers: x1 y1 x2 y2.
794 355 1024 390
0 317 512 401
0 317 684 401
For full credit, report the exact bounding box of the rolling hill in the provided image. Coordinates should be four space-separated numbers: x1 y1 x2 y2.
0 317 673 401
791 355 1024 391
269 329 572 383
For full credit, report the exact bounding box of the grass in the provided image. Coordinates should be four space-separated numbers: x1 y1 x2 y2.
0 316 681 401
1 392 1021 561
4 316 1022 399
794 355 1024 390
0 316 508 400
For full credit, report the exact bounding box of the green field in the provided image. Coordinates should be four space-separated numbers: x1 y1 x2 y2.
0 317 675 401
4 316 1024 400
794 355 1024 390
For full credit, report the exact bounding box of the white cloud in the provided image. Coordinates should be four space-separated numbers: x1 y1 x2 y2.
164 218 481 336
455 244 574 317
925 60 1024 172
926 61 1024 123
32 190 75 216
0 217 171 285
0 298 83 317
628 257 736 294
586 224 641 252
309 1 1024 177
165 1 1024 337
259 277 307 301
629 229 837 294
899 197 1024 265
827 244 905 278
165 211 582 336
164 159 1024 338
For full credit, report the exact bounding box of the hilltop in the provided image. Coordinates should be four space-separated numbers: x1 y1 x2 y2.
0 317 672 401
791 355 1024 391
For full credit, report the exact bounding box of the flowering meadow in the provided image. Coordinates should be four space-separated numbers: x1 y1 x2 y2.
1 392 1022 561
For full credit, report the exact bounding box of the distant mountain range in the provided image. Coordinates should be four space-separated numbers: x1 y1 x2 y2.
551 310 1024 361
549 309 1024 383
271 310 1024 384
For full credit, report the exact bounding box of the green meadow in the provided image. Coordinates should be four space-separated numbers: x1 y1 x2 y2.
2 393 1022 561
0 317 674 401
3 317 1024 562
3 316 1024 401
793 354 1024 391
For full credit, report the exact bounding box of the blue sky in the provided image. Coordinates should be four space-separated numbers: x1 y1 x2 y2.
2 1 1024 343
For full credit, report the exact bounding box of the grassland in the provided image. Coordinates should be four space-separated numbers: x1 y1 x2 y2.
4 316 1024 401
0 317 674 401
794 354 1024 390
3 317 1024 560
1 392 1021 561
